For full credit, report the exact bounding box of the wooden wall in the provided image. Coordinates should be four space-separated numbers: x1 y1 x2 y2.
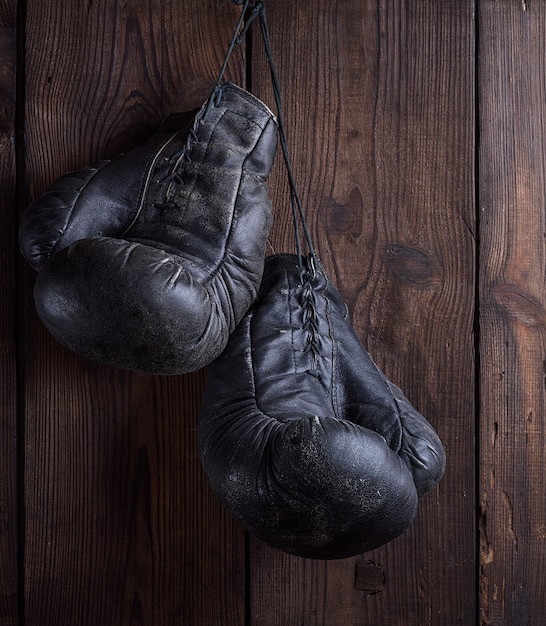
0 1 544 624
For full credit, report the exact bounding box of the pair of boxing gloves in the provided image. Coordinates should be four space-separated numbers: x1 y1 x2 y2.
19 83 445 559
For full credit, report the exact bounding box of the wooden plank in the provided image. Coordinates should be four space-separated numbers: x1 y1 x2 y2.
22 1 246 624
479 2 546 624
250 1 476 624
0 0 19 623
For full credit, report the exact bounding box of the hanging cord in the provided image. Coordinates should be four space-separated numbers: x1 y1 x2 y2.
170 0 317 272
252 2 318 271
197 0 260 124
154 0 256 211
230 0 317 270
236 1 322 373
204 0 260 117
162 0 319 277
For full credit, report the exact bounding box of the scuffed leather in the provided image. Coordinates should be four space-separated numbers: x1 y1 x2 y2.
198 253 445 559
19 84 278 374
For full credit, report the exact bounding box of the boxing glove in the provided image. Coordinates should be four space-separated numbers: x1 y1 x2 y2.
198 253 445 559
19 83 278 374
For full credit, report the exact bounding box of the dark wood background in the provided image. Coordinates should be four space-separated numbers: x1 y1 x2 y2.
1 0 544 624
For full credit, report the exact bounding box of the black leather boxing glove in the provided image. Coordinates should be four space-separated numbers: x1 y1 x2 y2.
198 253 445 559
19 84 278 374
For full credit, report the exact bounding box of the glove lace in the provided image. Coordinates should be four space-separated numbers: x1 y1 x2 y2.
300 255 322 377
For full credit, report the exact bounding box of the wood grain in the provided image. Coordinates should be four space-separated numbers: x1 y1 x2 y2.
22 1 246 624
12 0 546 623
0 0 18 623
479 2 546 624
250 1 476 624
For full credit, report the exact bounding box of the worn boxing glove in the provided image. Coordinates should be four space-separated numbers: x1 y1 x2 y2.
198 253 445 559
19 84 278 374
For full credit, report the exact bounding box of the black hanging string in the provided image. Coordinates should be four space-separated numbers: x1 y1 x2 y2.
160 0 318 274
203 0 253 118
226 0 318 271
254 3 318 270
231 1 322 372
247 2 322 374
154 3 253 211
